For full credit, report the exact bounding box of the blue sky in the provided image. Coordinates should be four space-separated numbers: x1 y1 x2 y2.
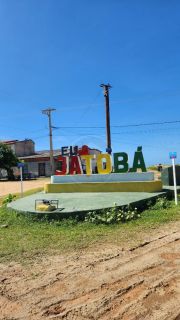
0 0 180 166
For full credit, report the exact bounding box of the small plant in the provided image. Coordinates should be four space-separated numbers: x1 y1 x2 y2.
2 194 16 205
85 205 140 225
152 197 171 210
147 165 158 171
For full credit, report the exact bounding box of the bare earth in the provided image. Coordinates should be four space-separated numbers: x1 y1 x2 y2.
0 221 180 320
0 178 50 196
0 169 160 197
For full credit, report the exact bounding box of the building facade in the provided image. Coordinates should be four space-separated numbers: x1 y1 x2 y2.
20 148 101 177
1 139 101 178
3 139 35 157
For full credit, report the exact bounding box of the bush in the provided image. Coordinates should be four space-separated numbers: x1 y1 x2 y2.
2 194 16 205
147 166 158 171
151 197 171 210
85 205 140 225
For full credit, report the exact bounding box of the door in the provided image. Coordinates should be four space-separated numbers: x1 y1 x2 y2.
38 163 46 176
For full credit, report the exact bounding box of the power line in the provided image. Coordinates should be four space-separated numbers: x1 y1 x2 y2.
52 120 180 130
111 120 180 128
52 125 180 138
53 89 180 111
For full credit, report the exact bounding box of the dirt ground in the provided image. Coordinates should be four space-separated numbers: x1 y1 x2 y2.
0 170 160 198
0 221 180 320
0 178 50 196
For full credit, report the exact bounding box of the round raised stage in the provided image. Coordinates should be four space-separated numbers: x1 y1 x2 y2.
8 173 164 216
8 190 165 215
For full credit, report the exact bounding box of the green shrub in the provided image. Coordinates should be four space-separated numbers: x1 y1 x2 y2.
85 205 140 225
147 166 158 171
2 194 16 205
151 197 171 210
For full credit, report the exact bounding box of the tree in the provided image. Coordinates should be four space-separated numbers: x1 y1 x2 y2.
0 143 19 180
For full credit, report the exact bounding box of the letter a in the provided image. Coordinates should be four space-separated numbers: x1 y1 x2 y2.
131 146 147 172
69 156 83 175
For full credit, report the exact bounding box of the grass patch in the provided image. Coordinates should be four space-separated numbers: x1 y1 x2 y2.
0 196 180 263
147 165 158 171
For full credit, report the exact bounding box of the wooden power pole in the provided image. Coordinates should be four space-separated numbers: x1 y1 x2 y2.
42 107 56 175
100 83 112 154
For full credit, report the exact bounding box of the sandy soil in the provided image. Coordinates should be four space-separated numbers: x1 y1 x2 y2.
0 170 160 197
0 178 50 196
0 221 180 320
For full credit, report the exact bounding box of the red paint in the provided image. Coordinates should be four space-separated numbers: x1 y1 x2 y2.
79 145 89 156
55 156 67 175
69 156 82 174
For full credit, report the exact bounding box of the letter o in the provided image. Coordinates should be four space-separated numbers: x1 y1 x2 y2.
97 154 112 174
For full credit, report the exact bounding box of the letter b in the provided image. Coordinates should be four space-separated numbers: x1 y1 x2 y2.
114 152 128 173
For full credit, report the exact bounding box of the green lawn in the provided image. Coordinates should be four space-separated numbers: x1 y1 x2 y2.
0 195 180 263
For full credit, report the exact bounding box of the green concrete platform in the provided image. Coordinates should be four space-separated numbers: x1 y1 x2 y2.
8 191 166 215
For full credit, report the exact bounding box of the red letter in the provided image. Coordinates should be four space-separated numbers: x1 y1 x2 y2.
69 156 82 175
55 156 68 175
79 145 89 156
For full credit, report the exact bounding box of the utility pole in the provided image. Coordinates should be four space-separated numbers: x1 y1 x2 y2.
42 108 56 175
100 83 112 154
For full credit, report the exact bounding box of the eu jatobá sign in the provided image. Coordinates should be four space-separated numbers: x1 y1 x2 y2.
55 146 146 175
45 145 162 193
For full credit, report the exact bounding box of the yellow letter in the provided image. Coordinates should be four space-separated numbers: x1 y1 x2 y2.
97 154 112 174
80 155 94 175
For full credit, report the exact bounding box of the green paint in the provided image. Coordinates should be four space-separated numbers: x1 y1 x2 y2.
130 146 147 172
114 152 129 173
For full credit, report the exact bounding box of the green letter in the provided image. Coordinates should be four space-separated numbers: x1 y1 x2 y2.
114 152 128 173
130 146 147 172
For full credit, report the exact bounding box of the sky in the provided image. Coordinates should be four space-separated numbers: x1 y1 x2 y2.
0 0 180 166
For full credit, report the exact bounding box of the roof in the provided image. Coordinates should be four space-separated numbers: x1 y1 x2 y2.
1 139 34 145
88 147 101 153
19 147 101 160
19 150 61 160
0 140 18 145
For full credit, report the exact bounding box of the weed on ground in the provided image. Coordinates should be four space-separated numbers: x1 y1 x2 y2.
0 195 180 263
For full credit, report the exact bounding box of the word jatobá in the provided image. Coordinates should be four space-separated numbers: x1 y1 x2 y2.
55 146 146 175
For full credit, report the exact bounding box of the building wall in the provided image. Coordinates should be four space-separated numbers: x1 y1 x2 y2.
89 149 101 173
27 161 51 177
8 144 16 154
44 162 51 176
22 148 102 177
15 140 35 157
